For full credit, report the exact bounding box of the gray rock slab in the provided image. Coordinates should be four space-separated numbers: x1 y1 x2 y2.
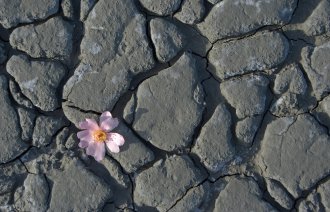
313 95 330 134
270 92 309 117
150 18 185 63
301 42 330 100
319 180 330 211
63 62 131 112
174 0 205 24
32 115 68 147
197 0 296 42
273 64 307 95
7 55 67 111
81 0 154 74
220 74 270 119
133 53 205 151
236 115 263 146
14 174 49 212
0 0 59 28
48 159 112 212
208 31 289 79
8 80 34 109
139 0 182 16
107 123 155 173
169 183 209 212
80 0 97 21
302 0 330 36
134 155 207 211
10 17 73 61
266 179 294 210
0 41 7 64
0 76 28 164
17 108 36 141
257 115 330 198
214 177 276 212
298 190 322 212
123 94 136 125
192 104 235 172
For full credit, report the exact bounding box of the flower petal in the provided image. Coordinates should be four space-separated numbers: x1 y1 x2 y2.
93 142 106 162
107 133 125 146
86 141 97 156
100 112 119 132
79 119 99 130
77 130 92 139
106 141 120 153
78 139 91 148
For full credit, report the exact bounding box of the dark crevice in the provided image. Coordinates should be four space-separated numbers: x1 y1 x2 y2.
44 174 53 211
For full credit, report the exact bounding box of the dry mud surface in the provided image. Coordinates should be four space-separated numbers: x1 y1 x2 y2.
0 0 330 211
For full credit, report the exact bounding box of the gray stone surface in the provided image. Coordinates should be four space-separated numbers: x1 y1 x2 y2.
192 104 235 172
48 159 112 212
10 17 73 61
8 80 34 109
319 180 330 211
133 53 205 151
32 115 68 147
0 0 59 28
134 155 207 211
139 0 182 16
301 42 330 100
174 0 205 24
266 178 294 210
0 41 6 64
214 177 276 212
236 115 263 146
198 0 296 42
14 174 49 212
7 55 67 111
303 0 330 36
220 74 270 119
123 94 136 125
257 114 330 198
313 95 330 133
150 18 185 63
298 190 322 212
0 75 29 164
208 31 289 79
17 107 36 141
80 0 97 21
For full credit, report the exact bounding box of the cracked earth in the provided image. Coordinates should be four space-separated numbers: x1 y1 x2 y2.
0 0 329 211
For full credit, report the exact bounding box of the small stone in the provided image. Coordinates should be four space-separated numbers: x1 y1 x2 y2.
192 104 235 172
266 179 294 210
133 53 205 151
123 94 136 125
48 159 112 212
174 0 205 24
7 55 67 111
170 183 209 212
8 80 34 109
32 115 68 147
235 115 263 146
139 0 182 16
17 108 36 141
107 123 155 173
270 92 308 117
198 0 296 42
303 0 330 36
61 0 79 20
65 133 78 150
14 174 49 212
0 76 28 164
214 177 277 212
150 18 185 63
0 41 7 64
298 190 322 212
10 17 73 61
273 64 307 95
134 155 206 211
301 42 330 100
313 95 330 134
0 0 59 28
220 74 270 119
257 115 330 198
208 31 289 79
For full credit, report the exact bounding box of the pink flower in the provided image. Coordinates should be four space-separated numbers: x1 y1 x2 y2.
77 111 125 162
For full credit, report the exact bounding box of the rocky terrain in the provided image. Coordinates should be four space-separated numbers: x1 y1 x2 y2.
0 0 329 211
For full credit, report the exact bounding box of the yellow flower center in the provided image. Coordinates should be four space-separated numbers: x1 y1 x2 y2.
93 130 107 142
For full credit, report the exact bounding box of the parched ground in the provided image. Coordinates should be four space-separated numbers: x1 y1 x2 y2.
0 0 330 211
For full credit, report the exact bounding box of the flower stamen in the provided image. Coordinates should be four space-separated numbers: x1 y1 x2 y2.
93 130 107 142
